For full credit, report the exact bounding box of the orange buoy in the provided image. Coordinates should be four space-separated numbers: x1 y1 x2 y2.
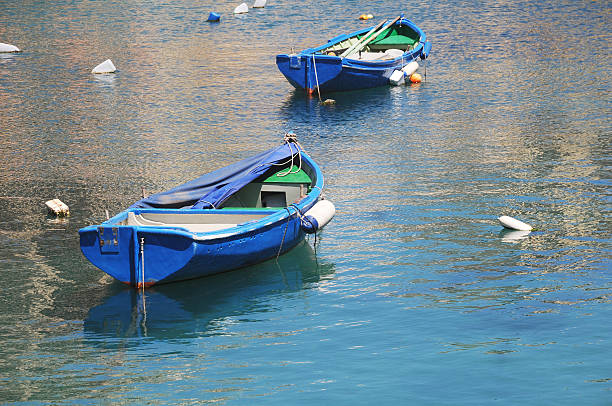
410 73 422 83
359 14 373 20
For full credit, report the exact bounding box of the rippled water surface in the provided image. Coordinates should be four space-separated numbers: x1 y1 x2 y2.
0 0 610 404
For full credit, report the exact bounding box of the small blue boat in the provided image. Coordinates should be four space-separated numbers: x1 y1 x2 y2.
79 136 335 288
276 15 431 93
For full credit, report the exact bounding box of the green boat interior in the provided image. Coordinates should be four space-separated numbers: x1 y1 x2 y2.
320 25 420 61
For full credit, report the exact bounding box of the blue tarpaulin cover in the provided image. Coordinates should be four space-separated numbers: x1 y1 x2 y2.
130 142 302 209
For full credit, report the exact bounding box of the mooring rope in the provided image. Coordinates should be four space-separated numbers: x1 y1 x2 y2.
140 237 145 290
276 141 303 177
139 236 147 326
311 54 322 102
254 133 305 178
198 200 217 209
277 206 295 259
277 204 317 259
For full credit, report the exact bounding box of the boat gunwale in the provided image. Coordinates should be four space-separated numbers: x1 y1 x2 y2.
281 18 426 60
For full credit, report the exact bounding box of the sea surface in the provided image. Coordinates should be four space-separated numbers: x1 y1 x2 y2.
0 0 610 404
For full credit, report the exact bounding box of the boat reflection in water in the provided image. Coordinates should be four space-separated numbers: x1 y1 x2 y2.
499 228 532 243
84 241 334 345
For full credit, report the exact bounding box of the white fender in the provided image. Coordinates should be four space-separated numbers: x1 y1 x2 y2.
92 59 116 74
301 200 335 234
498 215 532 231
402 61 419 77
234 3 248 13
0 42 20 53
389 70 405 86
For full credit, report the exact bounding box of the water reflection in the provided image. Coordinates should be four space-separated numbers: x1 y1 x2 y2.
499 229 531 243
280 85 397 118
84 241 334 346
92 73 117 87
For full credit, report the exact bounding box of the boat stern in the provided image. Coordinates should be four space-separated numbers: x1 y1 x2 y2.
79 218 196 287
79 224 139 285
276 53 343 93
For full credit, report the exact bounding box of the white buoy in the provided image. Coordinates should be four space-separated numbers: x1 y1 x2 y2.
498 215 532 231
252 0 266 8
234 3 248 13
389 70 405 86
45 199 70 217
402 61 419 77
0 42 20 53
91 59 116 74
301 200 336 234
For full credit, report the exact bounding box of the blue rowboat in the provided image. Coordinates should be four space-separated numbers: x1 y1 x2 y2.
79 136 335 288
276 16 431 93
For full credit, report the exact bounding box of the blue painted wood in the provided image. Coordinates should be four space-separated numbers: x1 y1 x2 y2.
276 17 429 93
206 12 220 22
79 144 325 287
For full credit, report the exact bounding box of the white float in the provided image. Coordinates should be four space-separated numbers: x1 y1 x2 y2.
498 215 532 231
0 42 20 53
389 69 405 86
91 59 116 74
234 3 248 13
402 61 419 77
252 0 266 8
45 199 70 216
301 199 335 234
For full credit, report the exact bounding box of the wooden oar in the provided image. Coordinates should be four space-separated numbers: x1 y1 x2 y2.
339 19 388 58
343 15 401 59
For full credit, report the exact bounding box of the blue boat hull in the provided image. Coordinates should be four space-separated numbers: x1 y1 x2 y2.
276 54 404 93
276 17 430 93
79 208 311 286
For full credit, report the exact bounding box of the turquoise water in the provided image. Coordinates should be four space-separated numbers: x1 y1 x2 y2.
0 0 610 404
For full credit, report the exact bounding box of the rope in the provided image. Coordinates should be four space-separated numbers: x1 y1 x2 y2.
140 237 146 298
290 202 319 237
277 204 318 259
252 133 303 174
255 133 305 178
276 141 303 177
311 54 322 102
139 237 147 332
289 203 307 222
284 132 298 143
198 200 217 209
277 206 296 259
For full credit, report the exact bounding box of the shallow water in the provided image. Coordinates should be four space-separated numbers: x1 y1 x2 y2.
0 0 610 404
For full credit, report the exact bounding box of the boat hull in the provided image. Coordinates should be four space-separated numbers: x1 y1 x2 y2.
276 55 406 93
79 208 309 286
